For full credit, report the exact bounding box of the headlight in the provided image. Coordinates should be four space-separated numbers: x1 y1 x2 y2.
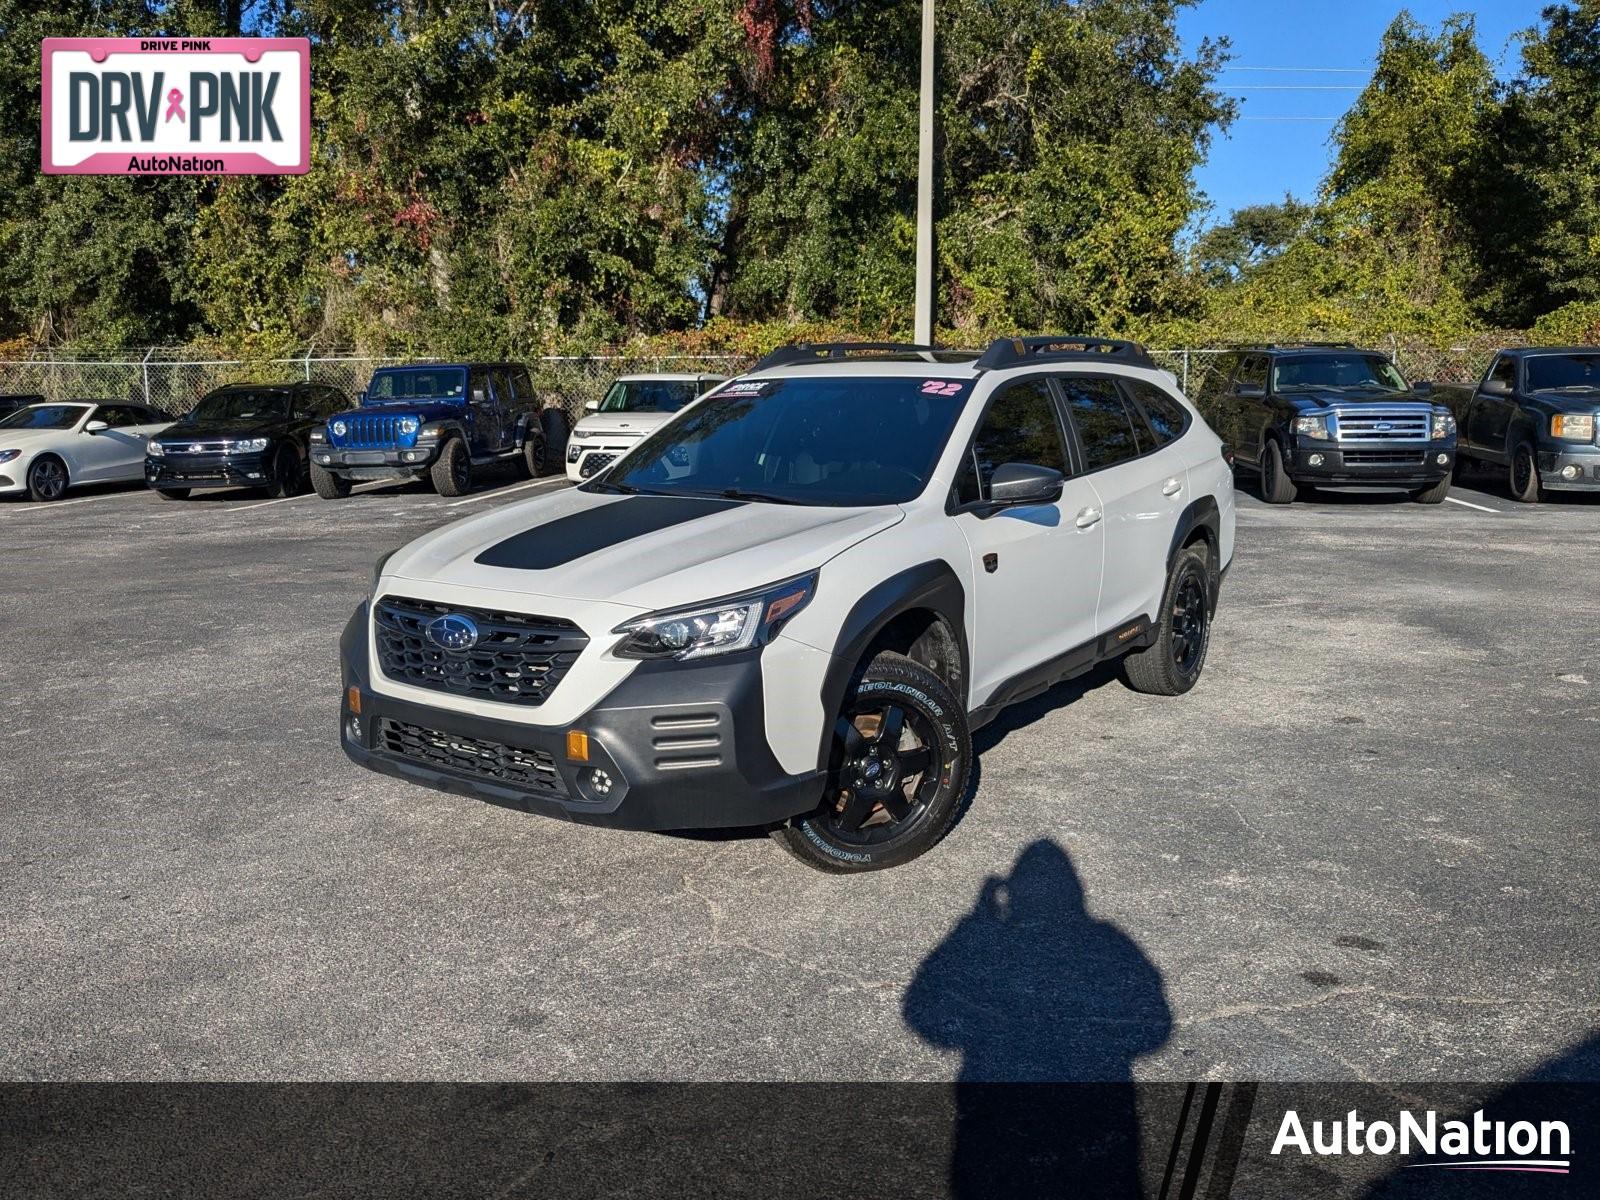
613 573 818 661
398 417 420 435
0 448 19 464
567 442 583 463
230 437 270 453
1552 413 1595 441
1432 411 1457 439
1293 415 1331 440
331 420 348 437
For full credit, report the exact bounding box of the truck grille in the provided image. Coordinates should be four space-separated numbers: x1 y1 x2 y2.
1333 408 1431 442
379 718 569 797
1342 451 1426 466
374 596 588 707
579 452 619 479
342 414 406 449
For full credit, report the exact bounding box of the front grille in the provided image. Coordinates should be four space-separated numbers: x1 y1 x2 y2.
379 717 568 797
1333 408 1431 442
1342 451 1427 466
374 595 587 707
579 452 619 479
343 414 406 449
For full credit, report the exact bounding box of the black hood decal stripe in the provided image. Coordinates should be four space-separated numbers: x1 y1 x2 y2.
475 496 743 571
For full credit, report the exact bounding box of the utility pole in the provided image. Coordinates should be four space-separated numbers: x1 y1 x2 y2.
913 0 936 346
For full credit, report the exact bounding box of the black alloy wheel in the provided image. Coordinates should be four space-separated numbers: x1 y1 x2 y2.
824 702 941 846
1170 570 1209 677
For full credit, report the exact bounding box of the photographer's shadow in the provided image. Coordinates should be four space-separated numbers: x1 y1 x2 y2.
905 839 1172 1197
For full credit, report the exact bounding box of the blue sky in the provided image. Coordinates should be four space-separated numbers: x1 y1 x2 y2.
1178 1 1545 229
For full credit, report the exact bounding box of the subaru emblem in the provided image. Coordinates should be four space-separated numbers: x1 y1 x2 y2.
425 613 480 652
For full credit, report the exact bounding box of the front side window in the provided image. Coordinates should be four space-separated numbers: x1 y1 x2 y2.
1062 377 1143 471
1525 354 1600 392
96 405 146 428
1235 356 1268 393
0 404 90 430
366 368 467 402
1272 355 1408 392
1488 356 1516 389
600 379 701 414
953 380 1068 506
598 375 971 506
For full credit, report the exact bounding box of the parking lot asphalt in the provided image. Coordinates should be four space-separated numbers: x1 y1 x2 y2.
1 468 1597 1083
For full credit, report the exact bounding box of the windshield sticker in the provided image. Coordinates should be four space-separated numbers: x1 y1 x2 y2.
920 380 965 396
722 380 771 396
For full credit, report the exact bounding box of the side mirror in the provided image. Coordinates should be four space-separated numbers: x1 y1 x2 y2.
584 399 600 413
1411 379 1433 394
989 462 1064 507
84 420 109 433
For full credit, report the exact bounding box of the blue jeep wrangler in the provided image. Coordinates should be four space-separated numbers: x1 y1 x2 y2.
308 362 569 498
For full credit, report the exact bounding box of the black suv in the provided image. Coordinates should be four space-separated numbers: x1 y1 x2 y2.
1200 345 1458 504
145 382 349 499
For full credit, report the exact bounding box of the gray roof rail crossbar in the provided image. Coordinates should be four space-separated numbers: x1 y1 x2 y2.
974 336 1156 371
751 341 940 371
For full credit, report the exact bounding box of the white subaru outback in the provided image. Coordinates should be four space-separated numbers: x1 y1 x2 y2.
340 338 1236 872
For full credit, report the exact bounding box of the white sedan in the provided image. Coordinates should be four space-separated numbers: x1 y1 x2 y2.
0 401 173 501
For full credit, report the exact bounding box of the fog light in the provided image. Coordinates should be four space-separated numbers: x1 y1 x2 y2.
1308 453 1325 467
403 451 421 462
1562 464 1580 480
587 768 613 797
1437 453 1449 465
344 715 362 743
317 454 331 465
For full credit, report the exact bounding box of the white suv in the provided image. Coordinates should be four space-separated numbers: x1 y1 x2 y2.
340 339 1235 872
565 373 727 481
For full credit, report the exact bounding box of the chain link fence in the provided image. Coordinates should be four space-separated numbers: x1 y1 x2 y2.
0 337 1518 418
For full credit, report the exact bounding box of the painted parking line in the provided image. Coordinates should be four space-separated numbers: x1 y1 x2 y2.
228 478 411 512
443 477 568 508
1444 494 1501 513
0 490 151 515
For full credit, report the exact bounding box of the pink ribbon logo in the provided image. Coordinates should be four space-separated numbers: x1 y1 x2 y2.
164 88 185 123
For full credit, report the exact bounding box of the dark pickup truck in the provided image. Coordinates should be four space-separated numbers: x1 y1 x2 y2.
1200 345 1458 504
1433 347 1600 502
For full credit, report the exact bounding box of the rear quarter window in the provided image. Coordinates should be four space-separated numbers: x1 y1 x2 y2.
1128 381 1191 445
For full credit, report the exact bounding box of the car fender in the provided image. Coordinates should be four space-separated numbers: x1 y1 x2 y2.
1167 495 1222 608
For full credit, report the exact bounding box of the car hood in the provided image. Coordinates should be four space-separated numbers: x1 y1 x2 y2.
0 427 73 450
384 486 905 611
158 418 286 440
352 399 465 422
1280 389 1431 409
572 411 673 438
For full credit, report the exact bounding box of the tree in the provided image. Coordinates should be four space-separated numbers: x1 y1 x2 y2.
1193 197 1312 285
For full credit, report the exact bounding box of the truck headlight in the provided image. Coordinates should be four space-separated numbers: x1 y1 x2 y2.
332 420 348 437
230 437 270 453
613 573 818 661
144 440 164 457
1293 415 1331 440
1552 413 1595 441
1432 411 1457 439
398 417 420 435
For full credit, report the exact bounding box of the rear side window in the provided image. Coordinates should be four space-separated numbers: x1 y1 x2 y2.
510 368 535 409
953 379 1068 506
1060 377 1144 471
1128 382 1190 445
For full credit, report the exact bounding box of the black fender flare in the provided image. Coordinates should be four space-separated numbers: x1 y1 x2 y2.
1167 495 1223 610
814 560 968 772
427 420 470 450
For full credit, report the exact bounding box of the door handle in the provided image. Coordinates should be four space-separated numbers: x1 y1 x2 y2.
1074 506 1102 529
1162 478 1183 497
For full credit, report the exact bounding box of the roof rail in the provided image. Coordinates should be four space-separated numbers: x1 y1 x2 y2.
1231 341 1363 350
751 341 946 371
974 336 1156 372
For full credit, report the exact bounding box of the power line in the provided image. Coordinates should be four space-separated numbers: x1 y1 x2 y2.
1222 66 1371 73
1225 85 1364 91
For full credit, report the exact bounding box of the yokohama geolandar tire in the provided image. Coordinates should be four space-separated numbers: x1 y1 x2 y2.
1261 439 1298 504
772 651 971 874
310 463 352 499
1122 545 1213 697
1411 475 1451 504
430 437 472 496
1509 442 1541 504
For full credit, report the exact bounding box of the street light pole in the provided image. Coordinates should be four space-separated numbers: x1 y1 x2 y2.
913 0 936 346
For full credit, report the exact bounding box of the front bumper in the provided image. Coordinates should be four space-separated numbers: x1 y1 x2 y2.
565 440 638 482
145 453 271 489
313 444 440 475
1288 440 1454 486
1538 445 1600 491
338 604 825 831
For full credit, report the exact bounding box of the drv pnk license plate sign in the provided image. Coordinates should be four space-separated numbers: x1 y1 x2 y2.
41 38 309 175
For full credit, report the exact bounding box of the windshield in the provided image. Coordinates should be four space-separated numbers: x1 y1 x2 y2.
366 367 467 402
179 389 290 423
1273 355 1408 392
599 379 700 414
595 376 971 506
0 404 89 430
1526 354 1600 391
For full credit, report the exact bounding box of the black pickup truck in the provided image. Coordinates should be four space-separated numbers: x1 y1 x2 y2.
1200 345 1458 504
1432 347 1600 502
